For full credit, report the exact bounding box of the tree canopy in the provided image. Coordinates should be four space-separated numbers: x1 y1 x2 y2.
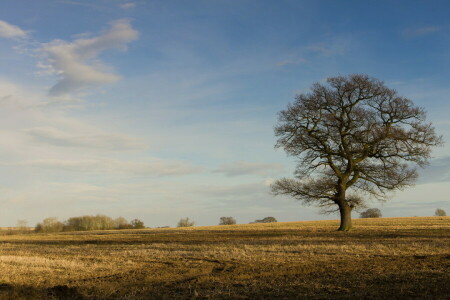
360 208 382 218
434 208 447 217
272 74 442 231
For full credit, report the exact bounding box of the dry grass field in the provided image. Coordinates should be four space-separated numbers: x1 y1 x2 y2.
0 217 449 299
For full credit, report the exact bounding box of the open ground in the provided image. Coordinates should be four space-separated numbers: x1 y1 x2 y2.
0 217 449 299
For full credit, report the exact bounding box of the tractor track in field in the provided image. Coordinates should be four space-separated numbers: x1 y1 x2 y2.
67 256 236 285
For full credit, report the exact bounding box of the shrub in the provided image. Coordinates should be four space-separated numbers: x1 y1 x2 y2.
35 217 64 233
114 217 132 229
65 215 115 231
219 217 236 225
131 218 145 229
359 208 382 218
35 215 145 232
177 217 195 227
252 217 277 223
435 208 447 217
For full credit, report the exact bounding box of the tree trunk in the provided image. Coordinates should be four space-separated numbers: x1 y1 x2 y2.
338 203 352 231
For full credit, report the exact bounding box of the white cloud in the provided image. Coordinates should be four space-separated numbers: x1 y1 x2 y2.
40 19 138 97
120 2 136 9
12 158 202 176
25 126 143 150
0 20 27 39
213 161 285 177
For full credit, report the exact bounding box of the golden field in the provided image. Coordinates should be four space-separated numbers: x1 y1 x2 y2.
0 217 449 299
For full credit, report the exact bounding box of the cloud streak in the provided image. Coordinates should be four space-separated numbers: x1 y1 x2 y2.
276 58 306 67
213 161 285 177
12 158 202 176
402 26 442 37
192 181 269 198
25 126 144 150
40 19 138 97
120 2 136 9
417 156 450 184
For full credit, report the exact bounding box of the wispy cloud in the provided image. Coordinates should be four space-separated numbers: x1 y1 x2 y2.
40 19 138 97
25 126 144 150
306 40 349 56
55 0 102 9
192 181 269 198
0 20 27 39
402 26 442 37
276 58 306 67
417 156 450 184
12 158 202 176
213 161 285 177
120 2 136 9
276 37 351 68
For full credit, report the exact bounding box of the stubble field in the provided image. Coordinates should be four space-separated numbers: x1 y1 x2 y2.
0 217 449 299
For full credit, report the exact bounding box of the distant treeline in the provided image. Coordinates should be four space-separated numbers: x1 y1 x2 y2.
35 215 145 233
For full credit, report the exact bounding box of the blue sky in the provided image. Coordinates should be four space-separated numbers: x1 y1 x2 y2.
0 0 449 227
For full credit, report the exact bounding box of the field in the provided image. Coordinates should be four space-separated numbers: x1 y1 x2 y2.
0 217 449 299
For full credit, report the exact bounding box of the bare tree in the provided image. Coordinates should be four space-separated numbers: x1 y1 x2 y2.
35 217 64 233
130 218 145 229
113 217 131 229
435 208 447 217
177 217 195 227
272 74 442 231
219 217 236 225
360 208 382 218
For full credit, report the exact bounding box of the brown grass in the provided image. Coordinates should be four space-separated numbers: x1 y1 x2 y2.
0 217 449 299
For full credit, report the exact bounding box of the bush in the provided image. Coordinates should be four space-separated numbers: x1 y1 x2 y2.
177 217 195 227
252 216 277 224
435 208 447 217
359 208 382 218
219 217 236 225
35 217 64 233
130 218 145 229
34 215 145 232
65 215 115 231
113 217 131 229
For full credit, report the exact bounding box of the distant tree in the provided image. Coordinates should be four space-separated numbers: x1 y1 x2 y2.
272 74 442 231
252 217 277 223
16 219 28 232
360 208 382 218
95 214 115 230
131 218 145 229
114 217 131 229
219 217 236 225
435 208 447 217
64 216 80 231
177 217 195 227
35 217 64 233
65 215 115 231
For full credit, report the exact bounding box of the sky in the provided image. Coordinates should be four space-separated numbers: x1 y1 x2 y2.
0 0 449 227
